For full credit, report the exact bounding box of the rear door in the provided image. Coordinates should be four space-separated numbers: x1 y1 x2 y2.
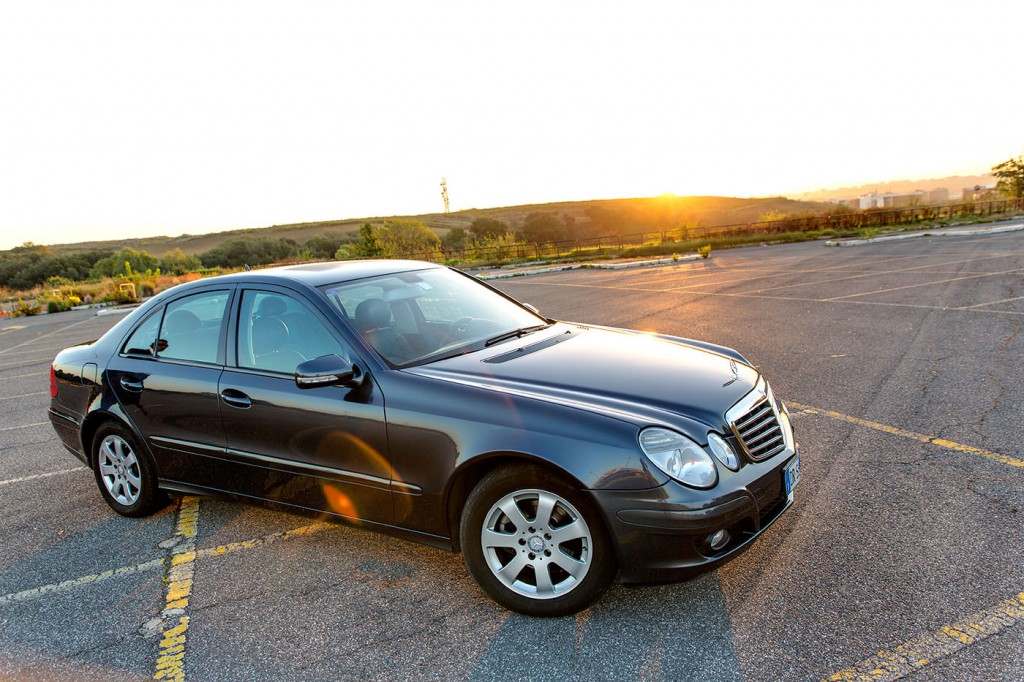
217 285 393 525
107 286 233 483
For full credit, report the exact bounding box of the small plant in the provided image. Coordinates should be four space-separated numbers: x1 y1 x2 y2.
698 244 712 259
12 299 41 317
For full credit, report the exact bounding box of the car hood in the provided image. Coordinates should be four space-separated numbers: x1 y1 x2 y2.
405 324 759 433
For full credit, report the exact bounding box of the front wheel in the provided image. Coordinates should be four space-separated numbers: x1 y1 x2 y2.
460 465 616 616
92 422 167 517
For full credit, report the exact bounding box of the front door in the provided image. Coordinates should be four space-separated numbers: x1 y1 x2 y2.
217 287 393 525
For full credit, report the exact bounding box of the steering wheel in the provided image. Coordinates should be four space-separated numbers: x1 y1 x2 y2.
442 317 476 346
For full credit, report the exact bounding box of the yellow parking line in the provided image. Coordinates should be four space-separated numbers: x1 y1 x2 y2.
195 521 332 560
790 402 1024 468
4 372 45 380
154 496 200 682
824 591 1024 681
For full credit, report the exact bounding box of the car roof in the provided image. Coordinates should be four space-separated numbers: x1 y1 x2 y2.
193 259 442 289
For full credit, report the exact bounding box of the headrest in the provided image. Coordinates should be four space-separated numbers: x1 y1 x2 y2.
252 316 288 356
258 296 287 317
354 299 391 331
163 309 201 335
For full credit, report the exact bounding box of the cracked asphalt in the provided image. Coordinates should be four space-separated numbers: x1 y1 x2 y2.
1 226 1022 681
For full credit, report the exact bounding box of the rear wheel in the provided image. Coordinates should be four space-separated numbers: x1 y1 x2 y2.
92 422 167 517
460 465 616 616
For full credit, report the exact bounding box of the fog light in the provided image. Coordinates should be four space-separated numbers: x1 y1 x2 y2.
708 529 730 551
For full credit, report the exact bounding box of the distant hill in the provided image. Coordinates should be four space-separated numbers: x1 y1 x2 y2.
38 195 832 257
793 174 995 202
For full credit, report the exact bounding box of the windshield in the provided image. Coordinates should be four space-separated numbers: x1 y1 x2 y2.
320 267 548 367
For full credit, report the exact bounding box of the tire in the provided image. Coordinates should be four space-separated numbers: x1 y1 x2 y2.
460 464 616 616
91 422 167 517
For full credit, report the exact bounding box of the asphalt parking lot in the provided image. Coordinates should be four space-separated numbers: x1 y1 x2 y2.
1 226 1022 681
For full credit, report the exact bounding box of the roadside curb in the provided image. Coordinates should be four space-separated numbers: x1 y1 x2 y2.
96 305 140 316
477 255 700 280
825 222 1024 247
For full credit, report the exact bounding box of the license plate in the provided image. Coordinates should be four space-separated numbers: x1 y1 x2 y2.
783 454 801 501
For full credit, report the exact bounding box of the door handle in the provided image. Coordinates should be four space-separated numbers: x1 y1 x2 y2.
119 375 143 392
220 389 252 409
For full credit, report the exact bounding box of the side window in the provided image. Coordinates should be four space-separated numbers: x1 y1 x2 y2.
157 290 230 364
237 290 348 375
122 309 164 356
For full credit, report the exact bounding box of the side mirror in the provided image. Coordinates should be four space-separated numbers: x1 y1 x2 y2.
295 354 364 389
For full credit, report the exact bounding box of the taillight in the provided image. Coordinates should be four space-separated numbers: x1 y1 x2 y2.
50 365 58 398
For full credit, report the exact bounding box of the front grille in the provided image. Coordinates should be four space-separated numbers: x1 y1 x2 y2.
732 397 785 462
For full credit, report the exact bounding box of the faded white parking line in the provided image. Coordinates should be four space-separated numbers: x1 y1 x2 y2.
0 391 47 401
0 559 165 605
0 316 99 356
0 421 48 432
0 467 86 487
0 521 333 608
821 267 1024 301
958 293 1024 310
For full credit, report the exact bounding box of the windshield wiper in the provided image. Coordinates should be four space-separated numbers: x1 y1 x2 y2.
484 324 552 347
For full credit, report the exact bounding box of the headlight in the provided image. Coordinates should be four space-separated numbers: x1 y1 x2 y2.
639 428 718 488
778 404 795 450
707 432 739 471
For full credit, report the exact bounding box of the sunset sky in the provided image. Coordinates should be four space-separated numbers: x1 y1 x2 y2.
1 1 1021 250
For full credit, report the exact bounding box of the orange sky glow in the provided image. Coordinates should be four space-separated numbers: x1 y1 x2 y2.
0 1 1021 250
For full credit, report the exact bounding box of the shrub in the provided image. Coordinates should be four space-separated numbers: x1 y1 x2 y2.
12 299 41 317
698 244 712 259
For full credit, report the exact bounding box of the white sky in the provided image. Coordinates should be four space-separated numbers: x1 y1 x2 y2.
1 1 1021 250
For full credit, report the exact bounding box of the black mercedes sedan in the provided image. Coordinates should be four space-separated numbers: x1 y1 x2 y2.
48 260 799 616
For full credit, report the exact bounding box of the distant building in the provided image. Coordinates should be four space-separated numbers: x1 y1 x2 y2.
856 189 950 209
826 197 861 209
961 185 998 201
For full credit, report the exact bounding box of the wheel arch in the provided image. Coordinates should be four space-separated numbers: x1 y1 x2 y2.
444 452 588 552
79 409 153 471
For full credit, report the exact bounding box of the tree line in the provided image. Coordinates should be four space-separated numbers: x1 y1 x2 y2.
4 151 1021 291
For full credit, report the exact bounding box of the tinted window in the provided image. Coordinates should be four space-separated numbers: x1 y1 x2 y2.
321 268 544 366
122 309 164 356
157 290 229 364
237 290 347 374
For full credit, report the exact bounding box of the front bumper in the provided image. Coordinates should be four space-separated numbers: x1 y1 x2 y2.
591 447 798 584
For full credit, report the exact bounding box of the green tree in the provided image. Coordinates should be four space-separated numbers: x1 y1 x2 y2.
377 219 442 257
992 154 1024 198
304 234 349 260
198 236 297 268
441 227 469 250
520 212 567 243
584 206 625 236
90 248 159 278
470 217 509 240
158 248 203 275
351 222 383 257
